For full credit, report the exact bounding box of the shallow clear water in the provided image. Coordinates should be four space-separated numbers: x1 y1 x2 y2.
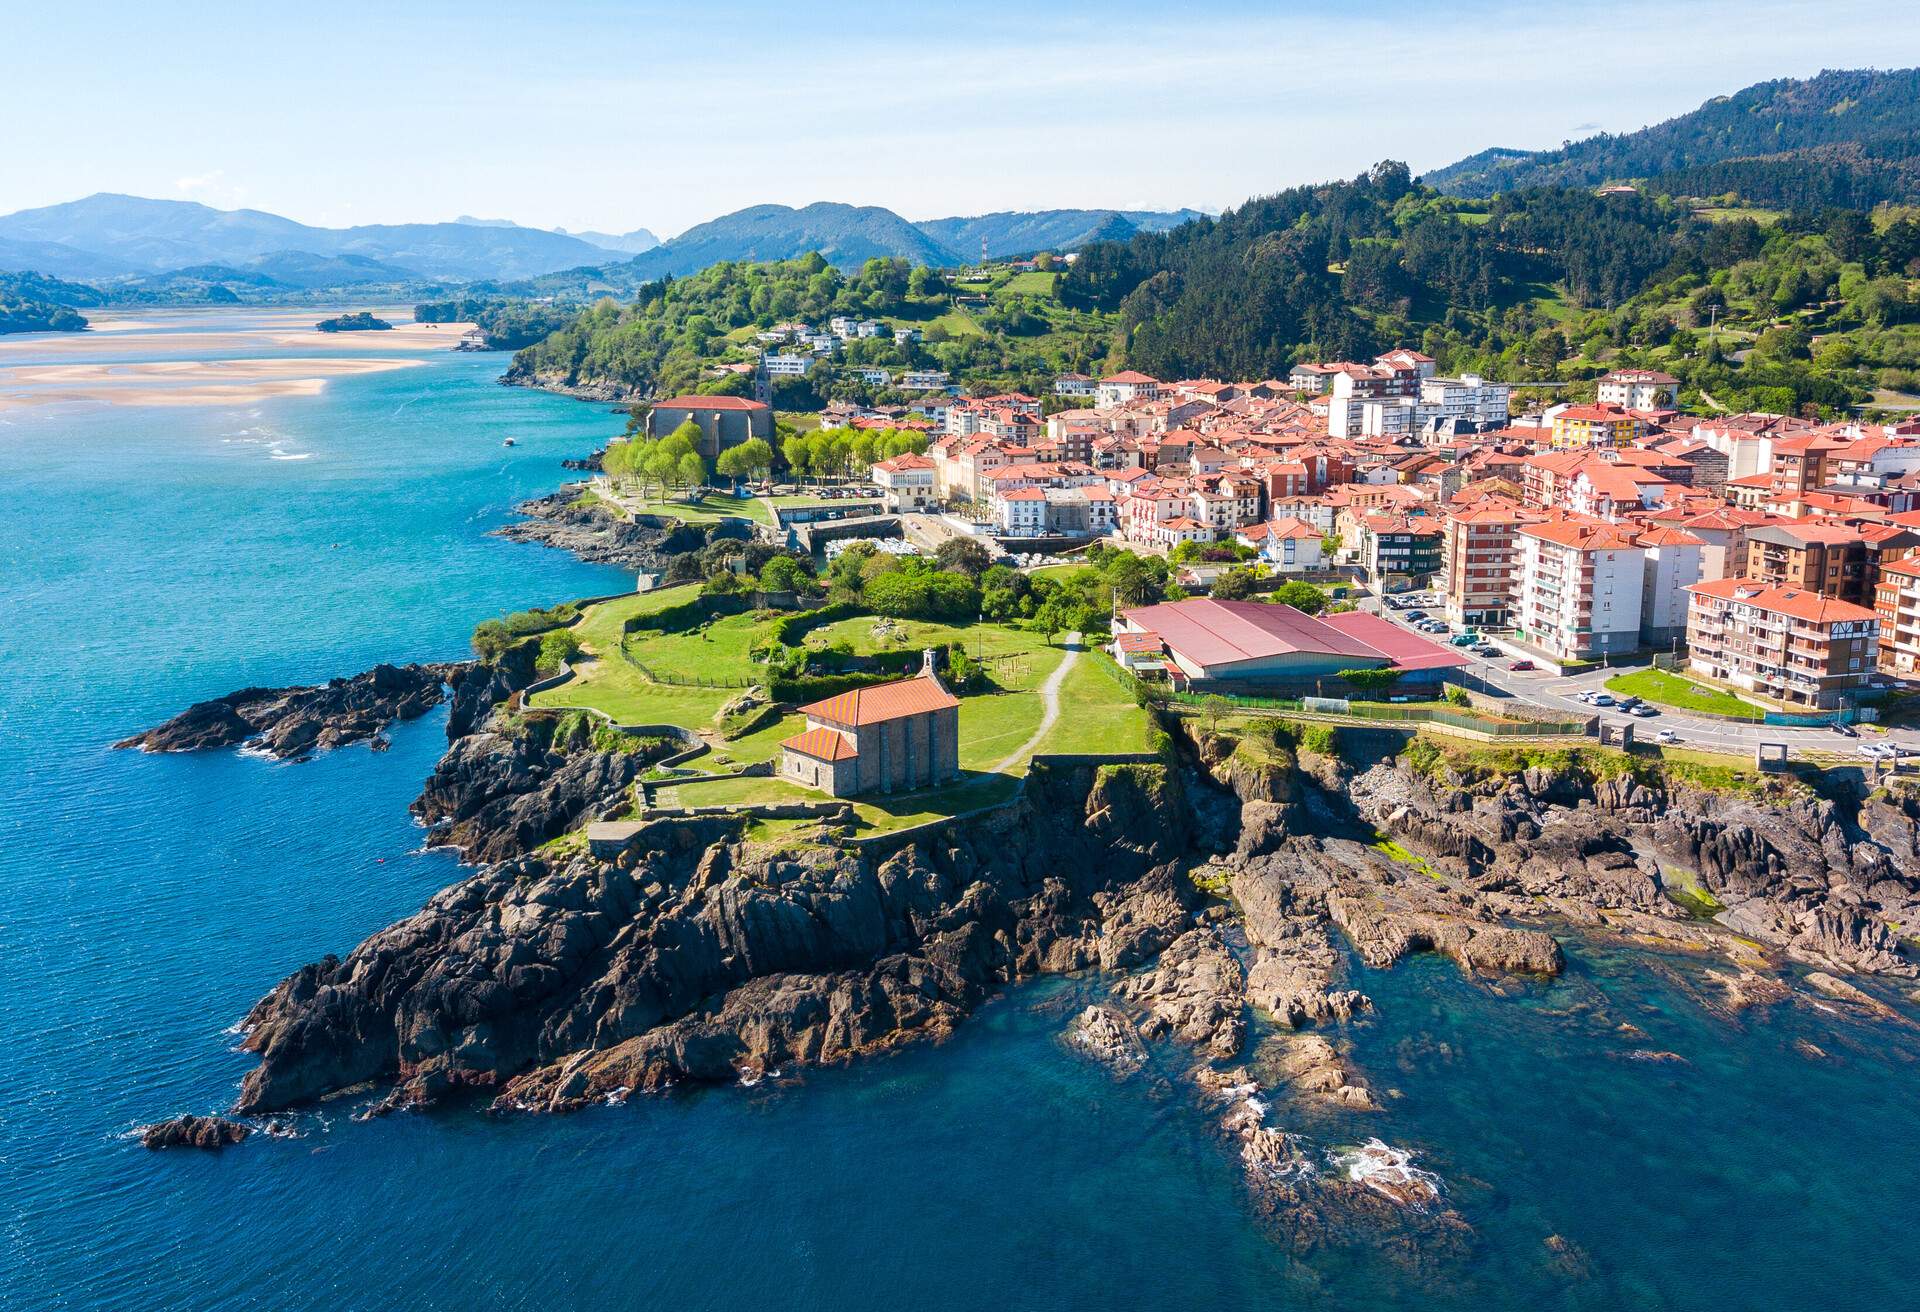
2 315 1916 1310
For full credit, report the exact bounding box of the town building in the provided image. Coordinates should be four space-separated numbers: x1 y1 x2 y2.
1114 598 1463 687
1360 513 1443 585
1636 526 1707 649
1550 404 1645 449
646 395 774 459
1441 503 1540 626
1096 370 1161 408
1236 516 1325 572
1596 369 1680 410
871 453 936 511
1873 555 1920 674
1685 580 1880 709
1743 522 1873 607
1053 372 1096 398
1514 519 1646 660
779 656 960 796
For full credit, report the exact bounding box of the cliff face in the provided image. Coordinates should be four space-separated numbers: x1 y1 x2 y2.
493 489 741 571
236 760 1198 1114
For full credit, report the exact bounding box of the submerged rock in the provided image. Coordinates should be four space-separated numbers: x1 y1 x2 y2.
1067 1004 1148 1074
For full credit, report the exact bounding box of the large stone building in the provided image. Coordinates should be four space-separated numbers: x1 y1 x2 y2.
647 395 774 460
780 655 960 797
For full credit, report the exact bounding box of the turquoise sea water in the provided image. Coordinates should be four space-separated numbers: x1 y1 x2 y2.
2 315 1917 1310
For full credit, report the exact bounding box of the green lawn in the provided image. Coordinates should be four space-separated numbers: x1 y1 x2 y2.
998 270 1061 297
1605 668 1766 719
928 309 988 339
1037 655 1157 755
621 491 771 526
802 615 1051 662
528 586 741 727
624 609 772 684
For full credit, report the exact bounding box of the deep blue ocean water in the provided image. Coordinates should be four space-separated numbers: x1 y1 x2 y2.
2 314 1917 1310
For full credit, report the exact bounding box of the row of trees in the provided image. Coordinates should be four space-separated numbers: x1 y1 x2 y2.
779 425 928 482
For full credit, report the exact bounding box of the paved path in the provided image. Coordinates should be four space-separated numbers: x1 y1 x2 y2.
991 639 1080 774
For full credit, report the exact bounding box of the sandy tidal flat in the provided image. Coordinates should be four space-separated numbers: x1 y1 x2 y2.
0 356 431 410
0 311 474 410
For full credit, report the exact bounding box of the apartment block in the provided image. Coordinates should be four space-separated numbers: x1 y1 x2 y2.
1514 520 1646 660
1442 504 1540 626
1686 579 1879 709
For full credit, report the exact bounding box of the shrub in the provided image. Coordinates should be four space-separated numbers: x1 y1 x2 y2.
1402 736 1443 777
1297 724 1339 756
471 603 580 660
537 628 583 673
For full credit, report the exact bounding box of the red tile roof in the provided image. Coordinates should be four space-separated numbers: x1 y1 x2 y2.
800 674 959 728
781 726 857 761
1686 577 1879 624
652 395 770 411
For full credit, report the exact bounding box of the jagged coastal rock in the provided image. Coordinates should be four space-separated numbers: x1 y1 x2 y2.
114 662 462 759
142 623 1920 1255
494 488 744 571
139 1115 251 1150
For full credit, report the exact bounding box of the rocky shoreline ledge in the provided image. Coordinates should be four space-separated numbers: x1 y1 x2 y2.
492 487 747 572
115 661 463 759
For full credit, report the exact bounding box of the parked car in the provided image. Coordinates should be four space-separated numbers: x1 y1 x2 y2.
1630 705 1658 717
1830 722 1859 737
1507 659 1536 671
1450 635 1476 647
1656 729 1680 744
1858 743 1896 759
1405 609 1426 620
1591 693 1615 706
1616 695 1642 709
1474 645 1500 657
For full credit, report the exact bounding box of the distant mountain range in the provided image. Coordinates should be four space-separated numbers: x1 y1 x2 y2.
0 194 614 282
918 208 1208 261
0 192 1206 295
1425 66 1920 208
517 203 1210 296
456 215 663 256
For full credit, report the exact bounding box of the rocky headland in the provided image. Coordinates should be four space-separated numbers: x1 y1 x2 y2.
132 604 1920 1254
115 661 461 759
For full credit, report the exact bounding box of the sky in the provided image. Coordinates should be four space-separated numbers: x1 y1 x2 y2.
6 0 1920 238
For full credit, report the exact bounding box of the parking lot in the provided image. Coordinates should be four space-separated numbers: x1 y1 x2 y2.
1368 587 1920 760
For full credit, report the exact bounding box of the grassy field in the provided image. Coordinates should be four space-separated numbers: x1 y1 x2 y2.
528 586 741 726
532 592 1157 830
1035 655 1158 755
620 490 770 526
1605 668 1765 719
802 614 1053 661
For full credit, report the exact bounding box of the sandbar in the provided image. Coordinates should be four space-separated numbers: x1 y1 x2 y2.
0 356 429 411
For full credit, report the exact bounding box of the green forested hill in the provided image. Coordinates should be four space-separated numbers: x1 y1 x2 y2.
1060 161 1920 415
1426 68 1920 204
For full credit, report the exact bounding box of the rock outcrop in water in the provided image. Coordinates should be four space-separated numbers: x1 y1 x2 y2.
139 1114 250 1150
115 662 461 759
